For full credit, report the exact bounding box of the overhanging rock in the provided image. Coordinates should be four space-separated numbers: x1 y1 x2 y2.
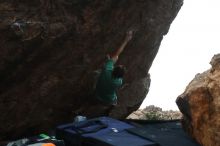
0 0 183 140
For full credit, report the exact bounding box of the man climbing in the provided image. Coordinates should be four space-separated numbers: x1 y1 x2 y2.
95 31 133 105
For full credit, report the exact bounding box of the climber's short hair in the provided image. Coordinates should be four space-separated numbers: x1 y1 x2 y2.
112 65 125 78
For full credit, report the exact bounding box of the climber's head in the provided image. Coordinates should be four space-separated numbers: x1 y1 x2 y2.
112 65 125 78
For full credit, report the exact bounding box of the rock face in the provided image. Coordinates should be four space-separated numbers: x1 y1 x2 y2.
176 54 220 146
0 0 183 140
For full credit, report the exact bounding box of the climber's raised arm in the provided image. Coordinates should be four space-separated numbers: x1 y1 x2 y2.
110 31 133 62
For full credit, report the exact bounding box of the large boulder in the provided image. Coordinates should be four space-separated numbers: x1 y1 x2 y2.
0 0 183 140
176 54 220 146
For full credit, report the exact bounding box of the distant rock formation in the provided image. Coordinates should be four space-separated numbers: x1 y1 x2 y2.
127 105 182 120
176 54 220 146
0 0 183 140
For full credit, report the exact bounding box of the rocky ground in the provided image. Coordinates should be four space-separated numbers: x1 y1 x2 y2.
127 105 182 120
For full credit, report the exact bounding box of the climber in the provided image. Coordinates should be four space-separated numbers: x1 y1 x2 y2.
95 30 133 105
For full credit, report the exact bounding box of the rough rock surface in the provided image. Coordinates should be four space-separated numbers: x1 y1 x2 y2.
0 0 183 140
176 54 220 146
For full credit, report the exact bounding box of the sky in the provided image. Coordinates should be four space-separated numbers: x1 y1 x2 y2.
140 0 220 110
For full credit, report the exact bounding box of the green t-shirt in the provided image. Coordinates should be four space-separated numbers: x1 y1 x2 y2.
96 59 123 103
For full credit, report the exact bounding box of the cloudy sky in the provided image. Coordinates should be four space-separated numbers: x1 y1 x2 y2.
140 0 220 110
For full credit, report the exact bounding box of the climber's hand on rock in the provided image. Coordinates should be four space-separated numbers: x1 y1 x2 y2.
125 30 133 42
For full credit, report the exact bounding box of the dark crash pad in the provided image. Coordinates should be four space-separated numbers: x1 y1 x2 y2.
2 119 201 146
126 120 201 146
